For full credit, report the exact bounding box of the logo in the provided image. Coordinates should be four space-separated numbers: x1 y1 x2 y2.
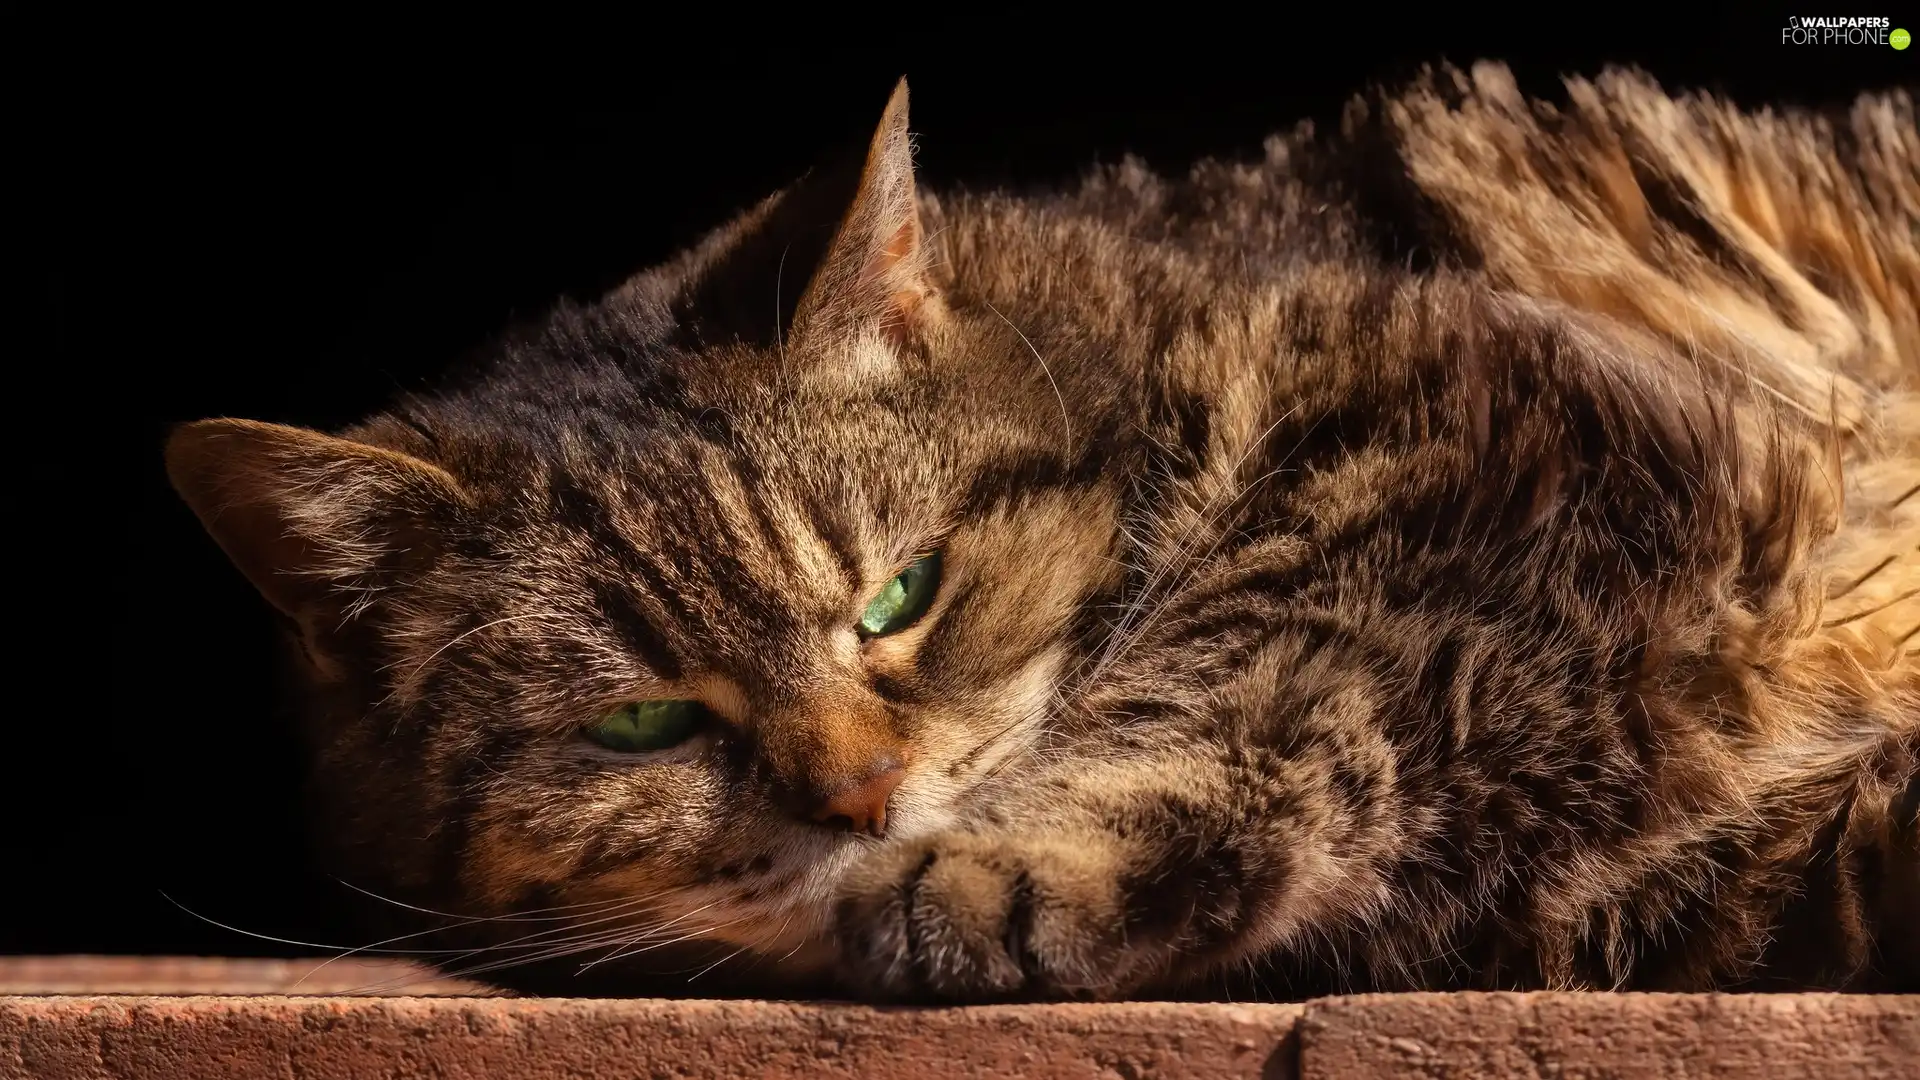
1782 15 1900 44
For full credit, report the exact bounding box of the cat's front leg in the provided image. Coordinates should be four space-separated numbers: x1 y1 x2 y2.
834 753 1327 1002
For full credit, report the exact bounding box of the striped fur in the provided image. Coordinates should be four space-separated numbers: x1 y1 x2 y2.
166 67 1917 999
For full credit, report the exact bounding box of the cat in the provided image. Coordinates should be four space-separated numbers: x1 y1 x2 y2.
165 63 1919 1001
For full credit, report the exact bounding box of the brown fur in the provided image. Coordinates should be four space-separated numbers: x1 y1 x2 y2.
166 68 1918 1000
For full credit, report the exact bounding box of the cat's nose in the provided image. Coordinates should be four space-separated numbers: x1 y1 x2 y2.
808 756 907 837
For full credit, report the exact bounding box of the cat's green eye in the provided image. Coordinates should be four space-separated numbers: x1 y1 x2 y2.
586 700 704 753
858 550 943 637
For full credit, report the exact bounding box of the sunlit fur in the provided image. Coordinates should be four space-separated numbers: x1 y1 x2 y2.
167 65 1916 999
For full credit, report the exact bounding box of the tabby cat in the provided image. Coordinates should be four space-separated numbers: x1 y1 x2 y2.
165 64 1919 1000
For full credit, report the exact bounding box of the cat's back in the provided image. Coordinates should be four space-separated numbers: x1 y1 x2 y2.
930 63 1918 685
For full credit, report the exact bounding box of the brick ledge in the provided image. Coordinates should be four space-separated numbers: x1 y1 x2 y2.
2 959 1915 1079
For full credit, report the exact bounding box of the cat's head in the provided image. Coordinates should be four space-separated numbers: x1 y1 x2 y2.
165 81 1128 989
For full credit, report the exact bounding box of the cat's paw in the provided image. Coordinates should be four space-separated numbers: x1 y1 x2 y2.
833 829 1154 1002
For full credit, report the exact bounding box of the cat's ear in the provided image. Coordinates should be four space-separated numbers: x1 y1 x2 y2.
165 418 467 632
789 78 935 347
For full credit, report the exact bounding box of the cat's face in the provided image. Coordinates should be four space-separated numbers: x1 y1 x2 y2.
396 349 1120 963
166 82 1125 982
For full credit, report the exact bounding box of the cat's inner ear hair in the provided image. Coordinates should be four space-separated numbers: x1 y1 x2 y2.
789 77 940 351
164 417 467 643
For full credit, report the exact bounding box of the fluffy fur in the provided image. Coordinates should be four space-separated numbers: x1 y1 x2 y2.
166 64 1918 999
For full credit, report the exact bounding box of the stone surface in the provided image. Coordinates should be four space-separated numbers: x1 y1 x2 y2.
1 958 1916 1079
3 995 1300 1080
1301 992 1920 1079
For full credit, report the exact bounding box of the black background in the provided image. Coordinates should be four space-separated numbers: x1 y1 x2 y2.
19 10 1912 959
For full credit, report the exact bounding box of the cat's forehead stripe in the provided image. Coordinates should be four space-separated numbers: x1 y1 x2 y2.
773 492 865 602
